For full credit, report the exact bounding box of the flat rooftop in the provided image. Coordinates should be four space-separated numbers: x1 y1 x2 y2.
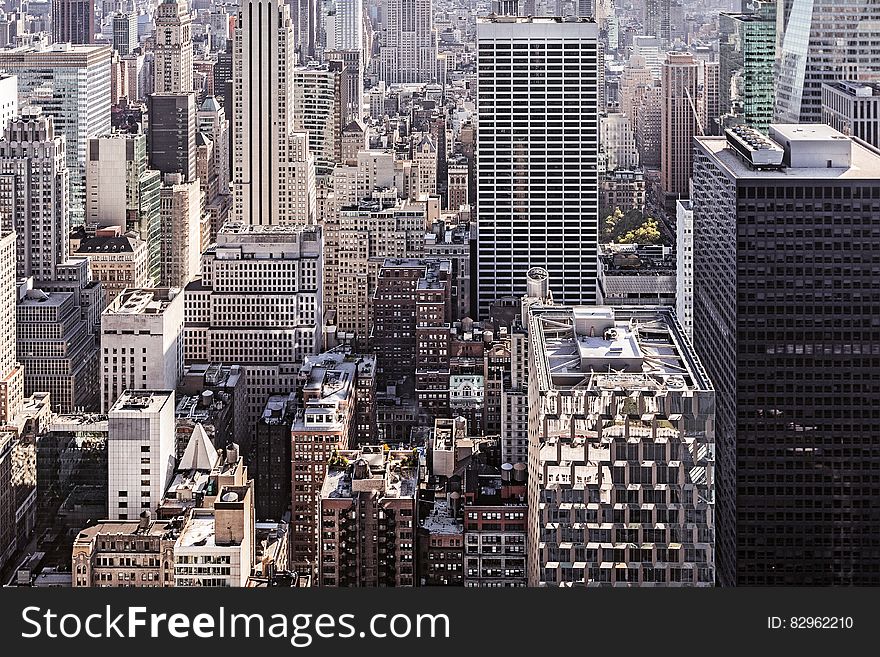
697 126 880 180
529 306 712 393
109 390 174 414
823 80 880 97
105 288 180 315
421 499 462 535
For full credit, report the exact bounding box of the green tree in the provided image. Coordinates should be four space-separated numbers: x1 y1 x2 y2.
617 217 660 245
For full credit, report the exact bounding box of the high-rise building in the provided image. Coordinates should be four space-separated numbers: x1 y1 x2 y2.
153 0 193 95
775 1 880 123
0 44 111 226
51 0 95 44
692 123 880 586
147 93 198 183
324 194 427 345
158 174 202 289
822 81 880 149
319 445 418 587
100 288 184 413
378 0 438 84
183 223 323 423
292 63 343 168
107 389 176 520
701 60 721 136
372 258 452 415
0 74 18 129
0 108 68 284
324 50 363 126
112 12 139 56
85 133 162 281
643 0 671 43
17 280 99 413
0 231 23 425
234 0 318 227
325 0 363 53
476 16 600 315
526 302 715 586
197 96 232 241
254 393 296 521
674 199 693 342
718 10 775 132
600 112 639 170
289 352 360 575
660 52 699 213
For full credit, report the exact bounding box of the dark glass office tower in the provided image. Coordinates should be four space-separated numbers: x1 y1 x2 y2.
692 124 880 585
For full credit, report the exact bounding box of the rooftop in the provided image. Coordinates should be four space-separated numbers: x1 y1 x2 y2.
420 499 463 535
108 390 174 415
699 124 880 179
104 288 181 315
321 446 418 500
76 235 140 254
529 306 712 393
823 80 880 98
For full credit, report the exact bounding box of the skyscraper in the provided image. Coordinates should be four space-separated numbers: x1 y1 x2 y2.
692 123 880 585
525 301 715 587
153 0 193 95
325 0 363 52
85 133 162 281
379 0 437 84
0 230 23 425
0 108 68 283
51 0 95 45
0 44 111 226
107 390 176 520
775 1 880 123
147 93 198 182
660 52 699 214
642 0 671 43
100 288 184 413
476 16 600 314
112 13 139 57
183 223 324 423
233 0 317 226
718 9 775 132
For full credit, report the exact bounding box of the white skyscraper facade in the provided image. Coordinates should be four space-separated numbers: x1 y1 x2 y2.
327 0 363 52
379 0 437 84
107 389 177 520
233 0 316 226
476 17 600 314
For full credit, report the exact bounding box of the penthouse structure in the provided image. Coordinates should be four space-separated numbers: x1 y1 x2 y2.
319 445 418 587
526 304 715 586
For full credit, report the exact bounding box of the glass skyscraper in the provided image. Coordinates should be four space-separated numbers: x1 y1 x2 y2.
775 0 880 123
719 5 776 132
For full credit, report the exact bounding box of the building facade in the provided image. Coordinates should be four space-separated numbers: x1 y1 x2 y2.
476 17 600 313
692 123 880 585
